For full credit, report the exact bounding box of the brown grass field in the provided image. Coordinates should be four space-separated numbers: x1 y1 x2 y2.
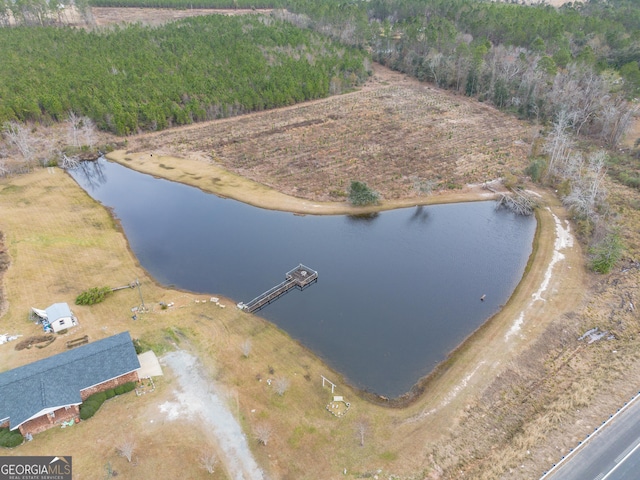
118 65 534 206
1 12 640 478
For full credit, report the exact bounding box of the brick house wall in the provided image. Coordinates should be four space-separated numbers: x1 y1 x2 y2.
80 370 139 400
0 420 9 429
14 370 138 436
18 405 80 436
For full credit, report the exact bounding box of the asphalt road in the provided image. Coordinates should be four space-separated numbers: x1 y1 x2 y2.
543 394 640 480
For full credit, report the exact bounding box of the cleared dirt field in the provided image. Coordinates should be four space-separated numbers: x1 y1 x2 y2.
65 6 272 28
119 64 534 205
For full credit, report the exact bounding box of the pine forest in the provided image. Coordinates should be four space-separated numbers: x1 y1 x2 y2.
0 14 369 134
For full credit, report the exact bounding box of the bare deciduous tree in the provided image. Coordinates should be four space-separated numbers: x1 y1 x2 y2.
355 417 369 447
68 111 97 149
0 160 8 178
597 100 636 147
270 9 311 29
240 338 252 358
273 375 290 396
199 450 218 474
116 437 136 463
548 66 604 136
37 134 58 167
563 150 608 219
2 121 35 162
75 0 96 26
68 111 82 147
254 423 272 446
411 176 436 195
81 116 97 149
427 52 444 87
543 111 573 179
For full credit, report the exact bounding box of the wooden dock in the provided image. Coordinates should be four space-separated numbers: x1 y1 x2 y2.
237 264 318 313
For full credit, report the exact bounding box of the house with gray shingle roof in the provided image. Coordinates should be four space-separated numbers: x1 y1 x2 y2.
0 331 140 436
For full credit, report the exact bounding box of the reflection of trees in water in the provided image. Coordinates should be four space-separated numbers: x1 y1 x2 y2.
346 213 379 224
408 205 429 224
347 207 429 226
73 158 107 190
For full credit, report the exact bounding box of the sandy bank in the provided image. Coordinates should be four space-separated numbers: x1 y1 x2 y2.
107 150 502 215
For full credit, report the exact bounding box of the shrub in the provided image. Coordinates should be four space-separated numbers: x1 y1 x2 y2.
525 158 547 183
618 171 640 189
329 189 347 198
502 172 519 190
75 286 112 305
79 391 108 420
132 338 151 354
573 216 594 240
590 230 623 274
79 404 97 420
115 382 136 395
0 428 24 448
80 382 137 420
93 392 108 404
348 181 380 206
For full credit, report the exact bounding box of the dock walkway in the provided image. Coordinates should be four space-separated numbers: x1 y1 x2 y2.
237 264 318 313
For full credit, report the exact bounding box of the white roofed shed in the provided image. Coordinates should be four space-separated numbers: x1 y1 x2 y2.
31 302 78 333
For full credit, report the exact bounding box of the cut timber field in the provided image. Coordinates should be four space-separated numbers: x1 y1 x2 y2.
115 64 533 206
1 13 640 478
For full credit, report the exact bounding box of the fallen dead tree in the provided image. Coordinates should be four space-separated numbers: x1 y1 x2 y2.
483 182 537 216
496 190 538 216
60 154 80 170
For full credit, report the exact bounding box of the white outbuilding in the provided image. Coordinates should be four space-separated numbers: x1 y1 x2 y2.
31 303 78 333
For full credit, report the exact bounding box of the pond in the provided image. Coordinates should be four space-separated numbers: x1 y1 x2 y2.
69 159 536 398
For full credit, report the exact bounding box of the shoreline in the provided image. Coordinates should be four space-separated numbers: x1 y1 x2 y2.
103 151 569 406
106 150 503 216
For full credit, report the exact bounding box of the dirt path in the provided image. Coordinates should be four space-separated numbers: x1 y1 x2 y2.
161 350 265 480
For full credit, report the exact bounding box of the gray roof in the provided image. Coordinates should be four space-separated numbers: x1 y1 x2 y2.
0 331 140 430
45 302 73 321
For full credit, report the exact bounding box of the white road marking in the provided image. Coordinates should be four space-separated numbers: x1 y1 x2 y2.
601 439 640 480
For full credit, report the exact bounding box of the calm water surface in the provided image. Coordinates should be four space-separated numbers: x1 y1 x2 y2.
70 159 536 397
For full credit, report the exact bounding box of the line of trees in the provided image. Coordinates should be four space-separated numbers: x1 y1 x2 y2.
69 0 639 79
0 14 369 134
365 11 638 145
527 112 624 273
2 0 637 143
89 0 284 8
6 0 637 85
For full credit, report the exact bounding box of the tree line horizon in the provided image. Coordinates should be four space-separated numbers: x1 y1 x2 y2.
0 0 638 141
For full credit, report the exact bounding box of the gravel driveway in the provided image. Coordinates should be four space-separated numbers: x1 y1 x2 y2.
161 350 265 480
